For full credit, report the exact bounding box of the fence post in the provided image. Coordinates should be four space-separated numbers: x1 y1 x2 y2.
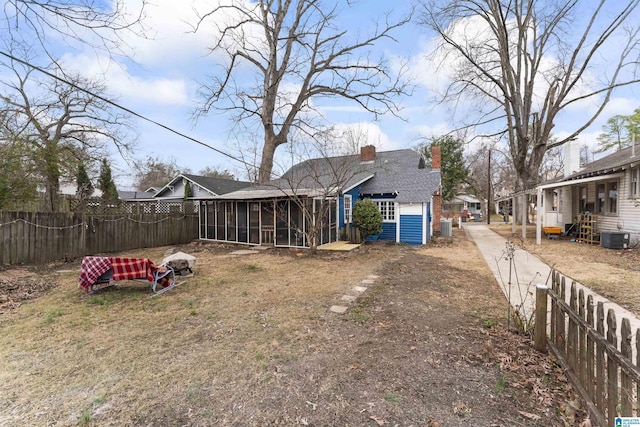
535 284 548 353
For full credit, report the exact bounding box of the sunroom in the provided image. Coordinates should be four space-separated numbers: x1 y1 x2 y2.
198 189 337 248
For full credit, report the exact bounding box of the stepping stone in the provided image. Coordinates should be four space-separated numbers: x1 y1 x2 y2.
353 286 367 293
251 246 270 251
230 250 260 255
330 305 349 314
367 275 379 280
341 295 357 303
361 279 375 285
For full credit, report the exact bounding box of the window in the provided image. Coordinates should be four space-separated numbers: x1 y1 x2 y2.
579 186 587 213
630 167 639 198
344 194 352 223
596 183 605 214
608 182 618 214
375 200 395 221
596 180 619 215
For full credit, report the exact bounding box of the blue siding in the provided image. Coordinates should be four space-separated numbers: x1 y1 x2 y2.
400 214 423 245
378 222 396 241
339 186 360 228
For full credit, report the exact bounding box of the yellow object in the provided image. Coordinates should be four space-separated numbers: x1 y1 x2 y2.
543 226 562 235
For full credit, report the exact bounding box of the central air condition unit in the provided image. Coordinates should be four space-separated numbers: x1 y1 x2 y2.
441 219 452 237
601 231 630 249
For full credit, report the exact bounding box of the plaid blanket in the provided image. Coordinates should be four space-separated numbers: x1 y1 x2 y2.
79 256 111 290
79 256 158 291
109 257 156 282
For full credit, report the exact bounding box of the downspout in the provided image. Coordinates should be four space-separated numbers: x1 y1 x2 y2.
395 202 400 243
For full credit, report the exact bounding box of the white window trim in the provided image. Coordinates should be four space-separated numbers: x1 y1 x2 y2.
344 194 352 223
375 199 396 222
629 167 639 199
596 179 619 216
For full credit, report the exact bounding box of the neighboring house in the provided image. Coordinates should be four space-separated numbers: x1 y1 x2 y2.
58 182 102 198
118 190 155 201
198 145 442 248
536 141 640 244
153 173 252 201
443 194 483 221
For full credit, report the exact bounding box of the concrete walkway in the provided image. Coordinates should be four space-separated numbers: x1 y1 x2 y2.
463 223 640 348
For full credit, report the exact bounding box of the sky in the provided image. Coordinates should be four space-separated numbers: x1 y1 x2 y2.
2 0 640 190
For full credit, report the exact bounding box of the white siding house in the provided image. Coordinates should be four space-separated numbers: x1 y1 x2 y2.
536 143 640 245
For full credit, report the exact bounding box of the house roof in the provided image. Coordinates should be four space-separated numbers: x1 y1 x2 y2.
360 168 441 202
562 145 640 182
270 149 426 190
448 194 481 204
118 190 155 200
154 173 252 197
220 148 440 201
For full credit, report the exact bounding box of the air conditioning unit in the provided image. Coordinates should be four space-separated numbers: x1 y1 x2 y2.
441 219 452 237
601 231 630 249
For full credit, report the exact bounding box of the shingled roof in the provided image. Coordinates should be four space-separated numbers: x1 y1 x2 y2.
265 149 426 190
182 174 252 195
360 168 441 202
155 173 252 198
563 145 639 182
219 148 440 201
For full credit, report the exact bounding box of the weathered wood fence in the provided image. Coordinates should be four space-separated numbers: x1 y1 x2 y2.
0 211 200 265
535 270 640 426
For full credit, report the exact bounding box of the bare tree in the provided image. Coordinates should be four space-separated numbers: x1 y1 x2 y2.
264 139 393 251
2 0 147 63
192 0 411 183
0 60 133 211
419 0 640 191
198 166 236 180
134 156 187 191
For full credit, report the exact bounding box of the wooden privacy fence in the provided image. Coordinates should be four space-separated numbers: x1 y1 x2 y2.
0 211 200 265
535 270 640 426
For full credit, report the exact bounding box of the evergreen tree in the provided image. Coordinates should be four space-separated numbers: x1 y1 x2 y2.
98 159 118 201
352 199 383 240
596 108 640 153
183 180 192 200
75 163 93 199
418 135 468 201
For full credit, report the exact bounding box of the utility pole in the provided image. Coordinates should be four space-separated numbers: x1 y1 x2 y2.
487 149 491 224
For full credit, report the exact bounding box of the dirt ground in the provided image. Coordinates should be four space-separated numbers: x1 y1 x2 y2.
488 224 640 316
0 229 588 426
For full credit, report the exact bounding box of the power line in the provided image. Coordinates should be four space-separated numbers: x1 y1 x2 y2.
0 50 253 168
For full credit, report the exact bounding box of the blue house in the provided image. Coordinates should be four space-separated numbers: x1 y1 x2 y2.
197 146 441 248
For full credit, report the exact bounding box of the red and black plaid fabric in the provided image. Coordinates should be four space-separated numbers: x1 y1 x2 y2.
109 257 156 282
79 256 111 290
79 257 159 292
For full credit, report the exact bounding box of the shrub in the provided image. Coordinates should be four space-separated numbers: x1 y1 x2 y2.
352 199 383 239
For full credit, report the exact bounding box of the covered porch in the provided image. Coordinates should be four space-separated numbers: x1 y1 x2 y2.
198 195 338 248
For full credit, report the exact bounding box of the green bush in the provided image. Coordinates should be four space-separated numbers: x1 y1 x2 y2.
352 199 383 239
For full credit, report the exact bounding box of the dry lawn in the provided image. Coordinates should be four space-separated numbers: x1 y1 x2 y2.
489 224 640 316
0 234 585 426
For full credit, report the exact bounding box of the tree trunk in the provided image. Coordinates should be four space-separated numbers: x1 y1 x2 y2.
258 133 279 183
43 143 61 212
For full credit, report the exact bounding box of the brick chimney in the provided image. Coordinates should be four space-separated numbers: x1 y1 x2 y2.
433 191 442 235
360 145 376 162
432 145 442 235
431 145 441 169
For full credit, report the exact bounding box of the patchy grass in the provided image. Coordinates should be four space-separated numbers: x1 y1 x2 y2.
489 223 640 316
0 236 585 426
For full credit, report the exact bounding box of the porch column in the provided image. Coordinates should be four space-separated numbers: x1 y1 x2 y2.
536 187 542 245
521 193 527 239
511 195 516 234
